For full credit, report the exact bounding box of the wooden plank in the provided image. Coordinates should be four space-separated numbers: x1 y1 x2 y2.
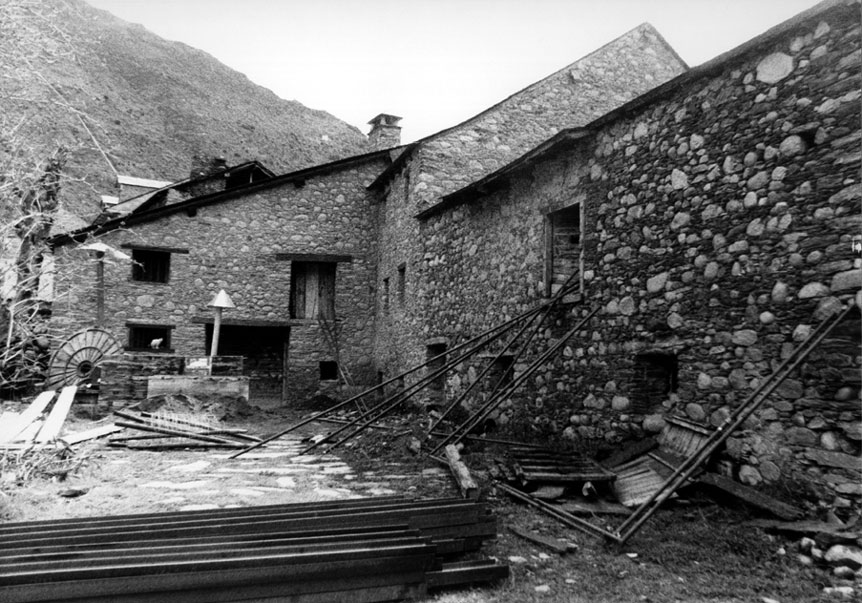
60 424 123 445
35 386 77 443
698 472 803 520
426 560 509 589
444 445 479 499
508 526 569 554
0 391 55 444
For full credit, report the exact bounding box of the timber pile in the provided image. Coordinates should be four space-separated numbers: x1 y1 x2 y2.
0 497 508 602
108 409 260 449
0 387 78 450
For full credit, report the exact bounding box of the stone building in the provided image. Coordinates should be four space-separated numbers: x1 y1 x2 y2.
416 0 861 507
50 1 859 508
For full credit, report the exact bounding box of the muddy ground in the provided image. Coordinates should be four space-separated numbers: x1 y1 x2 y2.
1 403 857 602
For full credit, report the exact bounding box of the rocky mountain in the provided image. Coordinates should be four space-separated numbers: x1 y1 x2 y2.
0 0 370 221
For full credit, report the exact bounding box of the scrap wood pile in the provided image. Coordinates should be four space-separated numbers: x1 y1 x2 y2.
0 386 101 487
0 496 508 603
108 408 261 450
492 414 806 543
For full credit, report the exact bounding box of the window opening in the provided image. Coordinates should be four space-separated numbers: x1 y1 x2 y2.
290 262 336 319
127 325 172 351
426 343 447 404
131 249 170 283
319 361 339 381
545 203 582 297
382 277 390 314
397 264 406 304
631 353 678 413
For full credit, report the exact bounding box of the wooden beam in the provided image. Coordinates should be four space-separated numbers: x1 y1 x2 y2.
508 526 569 554
444 445 480 500
0 391 55 444
35 386 77 443
698 472 804 520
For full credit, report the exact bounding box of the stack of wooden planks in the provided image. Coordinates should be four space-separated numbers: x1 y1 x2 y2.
0 496 507 602
0 387 78 449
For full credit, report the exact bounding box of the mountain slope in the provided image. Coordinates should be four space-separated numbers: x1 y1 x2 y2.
0 0 370 219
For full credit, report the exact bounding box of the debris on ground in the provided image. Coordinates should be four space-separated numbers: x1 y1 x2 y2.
109 408 260 449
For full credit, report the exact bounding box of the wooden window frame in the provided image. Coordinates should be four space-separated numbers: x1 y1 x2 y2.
130 249 171 283
544 202 584 298
289 261 336 319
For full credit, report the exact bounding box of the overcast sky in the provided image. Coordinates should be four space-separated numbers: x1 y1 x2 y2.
85 0 824 143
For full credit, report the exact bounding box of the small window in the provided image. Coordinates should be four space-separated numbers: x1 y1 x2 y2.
487 354 514 389
631 353 678 413
131 249 170 283
290 262 336 319
127 325 172 351
382 278 390 314
545 203 582 296
319 361 339 381
397 264 406 304
426 343 447 404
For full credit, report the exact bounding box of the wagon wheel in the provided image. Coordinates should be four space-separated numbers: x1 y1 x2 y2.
46 328 121 388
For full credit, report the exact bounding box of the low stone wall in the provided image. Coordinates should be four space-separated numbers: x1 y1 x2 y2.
99 353 244 406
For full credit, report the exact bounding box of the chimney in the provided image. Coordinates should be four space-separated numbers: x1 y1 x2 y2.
367 114 402 150
190 154 228 179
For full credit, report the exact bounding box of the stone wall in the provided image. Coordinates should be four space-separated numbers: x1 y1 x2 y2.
419 4 861 511
53 156 388 404
374 24 688 384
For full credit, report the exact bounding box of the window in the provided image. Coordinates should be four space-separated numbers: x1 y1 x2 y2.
397 264 406 304
487 354 514 389
426 343 447 405
631 353 678 413
545 203 582 297
131 249 170 283
319 361 339 381
127 324 173 351
289 262 336 319
382 278 390 314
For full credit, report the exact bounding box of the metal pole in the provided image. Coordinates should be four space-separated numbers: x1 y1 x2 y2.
615 303 854 544
429 305 599 456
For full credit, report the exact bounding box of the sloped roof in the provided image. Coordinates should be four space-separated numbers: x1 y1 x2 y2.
420 0 857 220
107 160 276 218
368 21 687 192
51 148 396 247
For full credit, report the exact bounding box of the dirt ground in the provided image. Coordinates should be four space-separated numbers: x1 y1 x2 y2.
1 403 857 603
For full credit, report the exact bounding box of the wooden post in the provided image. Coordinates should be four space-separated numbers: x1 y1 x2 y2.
96 251 105 326
210 306 222 357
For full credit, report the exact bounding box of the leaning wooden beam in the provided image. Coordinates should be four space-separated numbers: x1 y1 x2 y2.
444 445 480 499
0 390 55 444
112 421 245 448
34 386 77 443
59 424 123 446
304 324 518 455
426 275 582 438
229 292 574 459
430 305 600 455
615 303 854 545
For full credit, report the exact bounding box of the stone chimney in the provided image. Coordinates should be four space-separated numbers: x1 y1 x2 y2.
367 114 402 150
190 154 228 179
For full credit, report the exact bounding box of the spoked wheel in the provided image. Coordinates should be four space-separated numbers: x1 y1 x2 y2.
46 328 121 388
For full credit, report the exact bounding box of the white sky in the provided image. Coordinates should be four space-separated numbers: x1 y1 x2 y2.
85 0 824 143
